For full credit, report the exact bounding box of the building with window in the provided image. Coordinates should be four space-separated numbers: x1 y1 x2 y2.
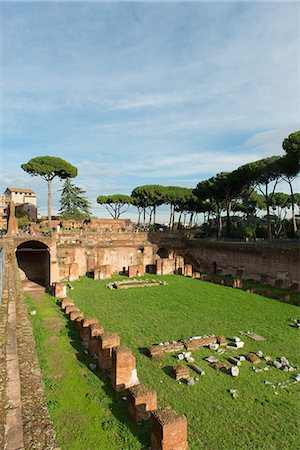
4 187 37 206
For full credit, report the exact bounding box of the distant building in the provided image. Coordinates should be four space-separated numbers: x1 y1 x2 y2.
3 187 38 223
0 195 7 229
4 187 37 206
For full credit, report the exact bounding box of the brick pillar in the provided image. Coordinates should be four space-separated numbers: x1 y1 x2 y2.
60 298 74 311
111 346 139 392
52 282 67 298
98 333 120 372
69 311 84 322
151 407 188 450
74 316 85 331
65 304 79 316
127 384 157 422
80 318 99 346
88 323 105 355
184 264 193 277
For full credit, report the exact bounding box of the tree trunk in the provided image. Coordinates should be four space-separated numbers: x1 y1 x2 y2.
189 212 194 226
48 179 52 228
265 184 272 241
137 208 141 226
289 179 297 234
153 205 156 225
143 208 146 226
226 201 232 237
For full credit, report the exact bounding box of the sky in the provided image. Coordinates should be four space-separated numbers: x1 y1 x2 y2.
0 0 299 222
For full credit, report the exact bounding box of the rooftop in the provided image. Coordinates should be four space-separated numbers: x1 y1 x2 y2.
5 187 35 194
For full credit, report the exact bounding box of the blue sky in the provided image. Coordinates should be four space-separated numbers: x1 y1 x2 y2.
0 1 299 221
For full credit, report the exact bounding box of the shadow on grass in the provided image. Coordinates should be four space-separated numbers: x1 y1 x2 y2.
138 347 151 357
65 321 150 450
162 365 173 378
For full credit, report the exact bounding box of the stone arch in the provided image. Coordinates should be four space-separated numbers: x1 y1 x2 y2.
16 240 50 287
156 247 170 259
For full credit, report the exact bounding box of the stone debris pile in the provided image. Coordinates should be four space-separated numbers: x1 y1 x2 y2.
290 318 300 329
148 334 227 358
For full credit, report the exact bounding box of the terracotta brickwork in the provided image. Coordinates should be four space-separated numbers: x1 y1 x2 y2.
184 264 193 277
111 346 139 392
149 342 185 358
171 365 190 381
53 282 67 298
93 265 112 280
156 258 175 275
60 297 74 310
88 323 105 355
183 336 217 351
128 264 145 277
65 304 79 316
80 318 99 343
69 310 83 322
98 332 120 372
128 384 157 422
151 407 188 450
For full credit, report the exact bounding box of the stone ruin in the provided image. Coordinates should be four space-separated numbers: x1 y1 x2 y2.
151 407 188 450
111 346 139 392
127 384 157 422
55 283 188 450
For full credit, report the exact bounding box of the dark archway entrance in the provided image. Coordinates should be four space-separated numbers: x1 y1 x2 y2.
16 241 50 287
156 247 169 259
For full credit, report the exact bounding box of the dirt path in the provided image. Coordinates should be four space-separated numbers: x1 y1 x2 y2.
1 242 57 449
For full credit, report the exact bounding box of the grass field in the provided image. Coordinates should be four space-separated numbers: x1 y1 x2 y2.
27 275 300 449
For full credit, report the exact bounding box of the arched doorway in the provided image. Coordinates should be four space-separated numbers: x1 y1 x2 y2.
16 241 50 287
156 247 170 259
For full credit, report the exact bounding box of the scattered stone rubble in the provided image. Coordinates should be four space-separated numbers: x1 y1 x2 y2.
290 318 300 329
107 279 168 290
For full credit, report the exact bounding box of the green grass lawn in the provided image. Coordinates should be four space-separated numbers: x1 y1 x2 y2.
27 275 300 449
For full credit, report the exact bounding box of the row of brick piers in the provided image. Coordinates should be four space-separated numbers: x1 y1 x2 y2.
55 283 188 450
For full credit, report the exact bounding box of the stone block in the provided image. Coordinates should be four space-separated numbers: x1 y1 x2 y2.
60 297 74 310
80 318 99 343
98 333 120 372
156 258 175 275
88 323 105 355
69 311 84 322
184 264 193 277
148 342 185 359
128 384 157 422
216 336 228 346
93 265 112 280
209 361 229 372
53 282 67 298
192 272 201 279
111 346 139 392
128 264 145 277
65 305 79 316
171 365 190 381
183 336 217 351
68 263 79 281
151 407 188 450
245 353 261 364
233 278 243 289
